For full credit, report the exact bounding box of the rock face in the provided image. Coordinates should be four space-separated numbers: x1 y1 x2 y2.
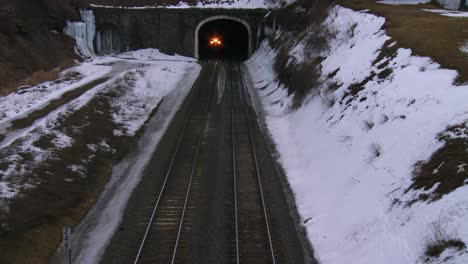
0 0 87 95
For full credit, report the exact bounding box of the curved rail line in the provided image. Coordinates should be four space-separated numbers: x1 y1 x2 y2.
230 63 277 263
133 61 216 264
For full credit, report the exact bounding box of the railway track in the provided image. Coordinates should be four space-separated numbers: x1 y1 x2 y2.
109 61 309 264
228 63 277 264
132 62 216 264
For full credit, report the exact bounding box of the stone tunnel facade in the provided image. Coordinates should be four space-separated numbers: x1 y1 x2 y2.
91 7 268 58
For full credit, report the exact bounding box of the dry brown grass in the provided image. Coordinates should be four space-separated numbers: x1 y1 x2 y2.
422 216 466 259
407 122 468 202
337 0 468 84
271 0 333 108
0 78 140 263
0 59 77 97
0 0 84 96
10 77 108 130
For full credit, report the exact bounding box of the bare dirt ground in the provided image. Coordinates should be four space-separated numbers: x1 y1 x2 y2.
0 0 88 95
0 64 141 264
337 0 468 83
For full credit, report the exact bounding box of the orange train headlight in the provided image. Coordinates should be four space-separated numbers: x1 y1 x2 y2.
209 37 222 46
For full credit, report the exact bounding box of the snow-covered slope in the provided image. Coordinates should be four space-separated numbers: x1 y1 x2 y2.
246 5 468 264
0 49 199 213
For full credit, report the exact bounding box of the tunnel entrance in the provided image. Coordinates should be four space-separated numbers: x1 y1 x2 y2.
196 17 251 61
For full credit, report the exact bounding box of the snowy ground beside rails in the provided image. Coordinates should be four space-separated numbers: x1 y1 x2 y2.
0 63 111 130
246 5 468 264
422 8 468 17
56 51 201 264
0 49 199 208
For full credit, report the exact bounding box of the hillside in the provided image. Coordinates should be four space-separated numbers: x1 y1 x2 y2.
0 0 87 95
246 0 468 263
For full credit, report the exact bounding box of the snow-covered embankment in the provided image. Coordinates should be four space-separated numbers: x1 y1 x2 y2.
246 5 468 264
0 48 200 263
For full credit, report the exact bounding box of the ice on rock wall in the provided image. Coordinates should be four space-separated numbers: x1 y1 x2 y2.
64 10 96 58
81 10 96 55
95 28 121 55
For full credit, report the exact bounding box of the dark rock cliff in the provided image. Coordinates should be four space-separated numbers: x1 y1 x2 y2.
0 0 88 94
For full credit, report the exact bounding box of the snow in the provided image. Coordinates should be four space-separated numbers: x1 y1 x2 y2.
421 247 468 264
51 131 74 148
60 57 200 264
0 50 199 207
111 62 198 136
423 8 468 17
246 5 468 264
0 63 111 148
117 49 198 62
0 64 109 126
461 41 468 53
0 43 200 263
217 64 227 104
90 0 272 9
379 0 430 5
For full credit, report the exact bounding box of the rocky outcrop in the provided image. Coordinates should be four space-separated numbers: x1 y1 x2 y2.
0 0 88 95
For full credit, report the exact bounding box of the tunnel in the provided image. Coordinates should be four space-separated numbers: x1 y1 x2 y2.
196 18 251 61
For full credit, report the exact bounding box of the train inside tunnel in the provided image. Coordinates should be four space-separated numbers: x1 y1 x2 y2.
197 18 251 61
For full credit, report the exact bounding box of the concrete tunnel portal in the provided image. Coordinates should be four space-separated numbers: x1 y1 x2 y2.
91 7 267 59
195 16 252 60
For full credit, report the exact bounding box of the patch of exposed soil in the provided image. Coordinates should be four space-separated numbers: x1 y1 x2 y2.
9 77 109 130
0 0 88 95
341 71 377 105
270 0 333 108
407 122 468 202
0 76 147 263
424 238 466 258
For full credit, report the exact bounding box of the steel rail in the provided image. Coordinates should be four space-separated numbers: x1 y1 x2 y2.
134 62 216 264
133 106 193 264
230 63 241 264
170 62 216 264
237 64 277 264
170 106 209 264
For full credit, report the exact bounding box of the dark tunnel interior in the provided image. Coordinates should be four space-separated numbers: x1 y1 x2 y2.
198 19 249 61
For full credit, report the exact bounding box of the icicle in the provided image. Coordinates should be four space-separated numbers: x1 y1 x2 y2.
109 30 113 53
64 21 92 57
96 32 102 54
80 10 96 55
63 10 96 58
